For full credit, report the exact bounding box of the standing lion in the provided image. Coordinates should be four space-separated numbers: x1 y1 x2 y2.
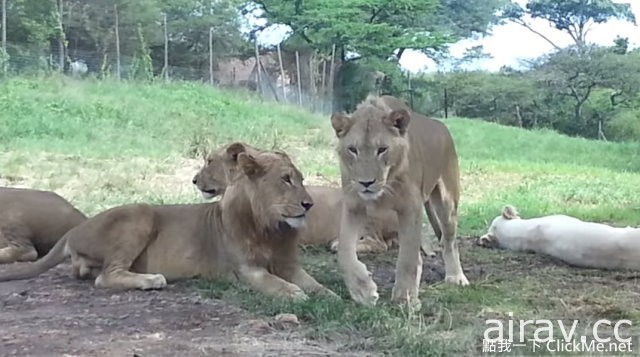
330 95 469 306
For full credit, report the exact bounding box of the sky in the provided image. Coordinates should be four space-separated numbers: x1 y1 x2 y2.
251 0 640 73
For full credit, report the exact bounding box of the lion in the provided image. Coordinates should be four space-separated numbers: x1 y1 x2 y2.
330 95 469 306
192 142 435 254
0 187 86 264
477 205 640 270
0 151 338 301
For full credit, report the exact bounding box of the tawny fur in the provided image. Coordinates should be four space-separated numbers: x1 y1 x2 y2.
0 187 86 264
477 205 640 271
193 142 410 254
0 152 337 301
330 95 468 307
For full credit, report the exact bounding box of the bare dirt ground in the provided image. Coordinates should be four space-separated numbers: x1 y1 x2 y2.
0 263 374 357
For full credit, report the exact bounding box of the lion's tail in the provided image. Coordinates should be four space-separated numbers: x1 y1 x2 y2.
0 236 69 281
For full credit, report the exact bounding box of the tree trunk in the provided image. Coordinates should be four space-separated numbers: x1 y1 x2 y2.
574 102 583 127
515 105 523 128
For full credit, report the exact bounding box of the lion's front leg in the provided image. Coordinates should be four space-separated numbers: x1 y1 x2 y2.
337 205 378 306
237 265 308 301
289 268 339 299
391 204 423 308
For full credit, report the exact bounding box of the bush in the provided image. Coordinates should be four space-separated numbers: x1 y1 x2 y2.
606 109 640 141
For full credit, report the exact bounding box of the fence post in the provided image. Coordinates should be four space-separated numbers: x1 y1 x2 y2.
254 40 262 96
209 27 214 86
295 51 302 106
163 13 169 81
407 71 413 109
320 60 326 112
1 0 5 54
1 0 6 74
444 87 449 119
277 42 286 102
328 44 336 112
114 4 121 80
57 0 65 72
308 53 316 111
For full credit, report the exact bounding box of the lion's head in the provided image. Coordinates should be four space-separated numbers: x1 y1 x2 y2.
476 205 520 248
192 142 259 199
330 96 411 201
225 151 314 231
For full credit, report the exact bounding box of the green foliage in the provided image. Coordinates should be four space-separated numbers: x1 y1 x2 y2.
128 24 154 81
415 44 640 141
2 0 247 78
415 71 540 127
532 46 640 137
253 0 506 111
254 0 447 60
156 0 248 79
506 0 636 47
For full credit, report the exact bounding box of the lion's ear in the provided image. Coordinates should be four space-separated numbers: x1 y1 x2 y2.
384 109 411 135
331 113 353 138
237 153 264 178
502 205 519 220
225 142 247 162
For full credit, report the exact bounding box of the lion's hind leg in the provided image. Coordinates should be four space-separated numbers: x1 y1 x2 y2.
429 184 468 286
0 224 38 264
71 253 101 280
89 211 166 290
95 269 167 290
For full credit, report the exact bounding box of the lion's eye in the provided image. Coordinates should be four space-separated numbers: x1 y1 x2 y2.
206 159 213 165
282 175 292 184
377 147 388 155
348 146 358 155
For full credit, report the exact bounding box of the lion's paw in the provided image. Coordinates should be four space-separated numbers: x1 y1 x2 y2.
345 272 378 306
444 273 469 286
284 286 309 301
391 287 421 310
141 274 167 290
319 288 341 300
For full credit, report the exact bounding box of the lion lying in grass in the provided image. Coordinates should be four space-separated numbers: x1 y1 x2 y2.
477 205 640 270
0 187 86 264
192 142 439 254
0 151 337 300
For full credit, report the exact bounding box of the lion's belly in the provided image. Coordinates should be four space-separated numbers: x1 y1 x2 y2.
131 227 223 282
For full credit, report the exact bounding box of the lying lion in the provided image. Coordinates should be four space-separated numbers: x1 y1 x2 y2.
193 142 421 254
0 187 86 264
0 151 337 300
330 95 469 306
477 205 640 271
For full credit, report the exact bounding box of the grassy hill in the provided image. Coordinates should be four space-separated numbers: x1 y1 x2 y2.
2 76 640 355
3 76 639 233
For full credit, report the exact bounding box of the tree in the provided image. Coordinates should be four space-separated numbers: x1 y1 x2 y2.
505 0 636 48
532 46 640 137
155 0 248 79
251 0 506 110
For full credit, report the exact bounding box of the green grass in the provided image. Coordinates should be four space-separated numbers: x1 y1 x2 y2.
2 75 639 355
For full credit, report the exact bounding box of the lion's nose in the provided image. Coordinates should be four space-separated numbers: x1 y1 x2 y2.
359 179 376 188
192 176 198 185
301 201 314 211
